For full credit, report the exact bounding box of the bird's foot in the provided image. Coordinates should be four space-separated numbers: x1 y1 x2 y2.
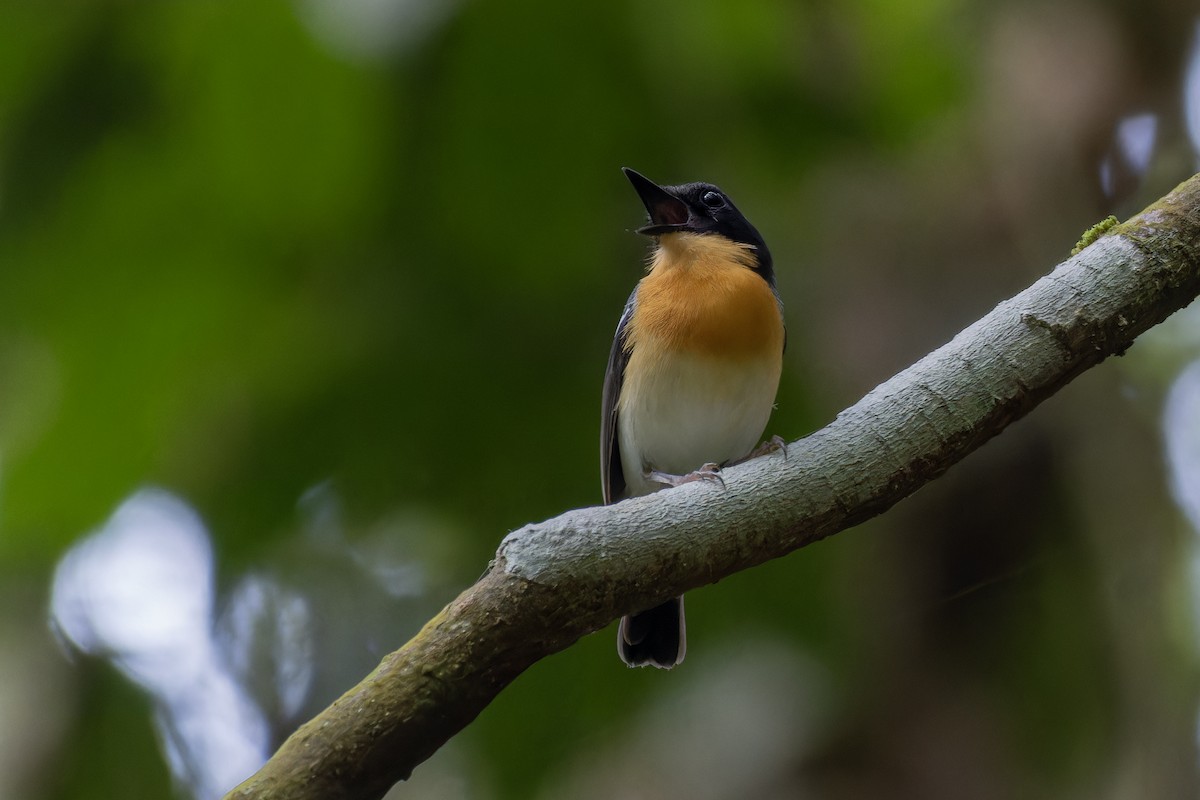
648 462 725 490
756 434 789 460
727 435 788 467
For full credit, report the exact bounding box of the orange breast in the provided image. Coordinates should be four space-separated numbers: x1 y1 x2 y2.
627 233 784 360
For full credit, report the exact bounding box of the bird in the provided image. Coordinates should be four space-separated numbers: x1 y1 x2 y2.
601 167 785 668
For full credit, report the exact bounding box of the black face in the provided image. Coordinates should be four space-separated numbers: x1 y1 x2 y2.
623 167 773 281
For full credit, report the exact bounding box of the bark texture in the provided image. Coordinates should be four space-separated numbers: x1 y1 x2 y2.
227 175 1200 800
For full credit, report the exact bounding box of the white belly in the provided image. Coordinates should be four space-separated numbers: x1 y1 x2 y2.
617 347 780 498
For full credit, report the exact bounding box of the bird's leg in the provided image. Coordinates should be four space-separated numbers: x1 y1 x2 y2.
647 462 725 489
726 435 788 467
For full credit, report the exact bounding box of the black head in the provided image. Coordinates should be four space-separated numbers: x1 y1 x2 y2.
623 167 774 284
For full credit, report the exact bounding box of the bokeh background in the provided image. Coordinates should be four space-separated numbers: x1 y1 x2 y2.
5 1 1200 798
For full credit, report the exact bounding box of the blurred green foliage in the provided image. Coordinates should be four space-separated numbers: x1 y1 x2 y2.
3 0 1199 798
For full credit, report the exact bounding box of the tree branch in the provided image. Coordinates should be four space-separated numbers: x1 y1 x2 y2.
227 175 1200 800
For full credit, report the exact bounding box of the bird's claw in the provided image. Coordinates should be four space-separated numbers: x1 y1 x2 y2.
754 434 788 461
727 435 788 467
648 462 725 489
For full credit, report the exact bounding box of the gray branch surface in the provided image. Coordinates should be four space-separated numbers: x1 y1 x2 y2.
227 175 1200 800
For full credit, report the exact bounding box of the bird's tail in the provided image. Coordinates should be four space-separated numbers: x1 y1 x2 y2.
618 596 686 668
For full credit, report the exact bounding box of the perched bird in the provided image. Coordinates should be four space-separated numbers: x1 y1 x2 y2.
601 168 785 668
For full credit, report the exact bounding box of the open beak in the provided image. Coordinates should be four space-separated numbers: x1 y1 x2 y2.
623 167 690 236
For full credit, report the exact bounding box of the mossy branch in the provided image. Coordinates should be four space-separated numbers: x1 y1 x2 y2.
227 174 1200 800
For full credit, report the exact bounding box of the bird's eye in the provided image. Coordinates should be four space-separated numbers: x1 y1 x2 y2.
701 191 724 208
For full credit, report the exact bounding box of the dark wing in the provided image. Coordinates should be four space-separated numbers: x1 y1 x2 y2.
601 288 637 505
